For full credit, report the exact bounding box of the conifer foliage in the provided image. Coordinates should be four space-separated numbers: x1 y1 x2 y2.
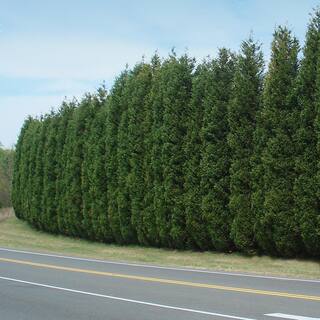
229 39 264 252
254 27 301 257
12 10 320 258
294 11 320 257
156 53 194 248
184 60 212 249
200 49 235 251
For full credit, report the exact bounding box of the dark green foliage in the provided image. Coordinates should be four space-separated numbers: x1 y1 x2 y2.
254 27 302 257
152 53 195 248
42 113 59 233
117 71 139 244
31 117 47 228
184 61 212 250
56 101 76 234
105 72 129 244
81 94 104 240
126 63 153 244
23 120 41 223
163 54 194 248
142 54 162 246
117 105 132 243
63 97 93 237
87 89 113 242
148 55 170 247
200 49 235 251
12 118 32 218
228 39 264 252
294 10 320 257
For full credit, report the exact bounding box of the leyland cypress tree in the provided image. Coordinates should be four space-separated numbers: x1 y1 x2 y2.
63 97 93 237
117 70 138 244
88 89 113 242
81 101 99 240
26 117 45 228
315 54 320 257
73 96 96 237
255 27 301 257
105 71 129 243
59 105 76 235
56 101 76 234
12 117 33 219
142 54 162 246
228 39 264 252
32 116 49 229
184 60 212 249
20 119 39 221
293 10 320 257
82 93 104 240
200 49 236 251
126 62 153 244
153 52 194 248
42 112 59 232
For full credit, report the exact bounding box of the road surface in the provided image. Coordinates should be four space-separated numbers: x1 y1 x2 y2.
0 247 319 320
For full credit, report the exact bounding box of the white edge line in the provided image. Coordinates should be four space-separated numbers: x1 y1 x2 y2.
0 247 319 283
265 313 320 320
0 275 257 320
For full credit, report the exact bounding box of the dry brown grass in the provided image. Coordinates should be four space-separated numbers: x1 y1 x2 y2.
0 212 319 279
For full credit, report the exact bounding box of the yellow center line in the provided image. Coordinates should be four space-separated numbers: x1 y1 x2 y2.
0 257 319 301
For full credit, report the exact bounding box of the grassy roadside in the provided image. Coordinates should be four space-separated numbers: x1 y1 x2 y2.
0 210 319 279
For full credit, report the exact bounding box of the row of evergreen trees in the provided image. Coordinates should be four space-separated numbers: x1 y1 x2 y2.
12 11 320 257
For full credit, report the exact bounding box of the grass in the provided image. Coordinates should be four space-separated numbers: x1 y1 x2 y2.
0 210 319 279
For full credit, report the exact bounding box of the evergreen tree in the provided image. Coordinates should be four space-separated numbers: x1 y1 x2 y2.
88 89 114 242
23 119 41 223
42 112 59 233
31 116 48 229
228 39 264 252
62 97 93 237
12 118 32 219
315 54 320 257
200 49 235 251
82 94 103 240
105 71 129 243
184 60 212 249
152 52 194 248
117 70 138 244
255 27 301 256
18 118 37 221
56 101 76 234
295 10 320 256
142 54 162 246
126 62 153 244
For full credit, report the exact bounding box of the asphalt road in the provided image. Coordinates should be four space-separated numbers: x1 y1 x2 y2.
0 247 319 320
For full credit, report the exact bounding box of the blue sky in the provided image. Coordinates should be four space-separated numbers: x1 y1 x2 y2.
0 0 319 148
